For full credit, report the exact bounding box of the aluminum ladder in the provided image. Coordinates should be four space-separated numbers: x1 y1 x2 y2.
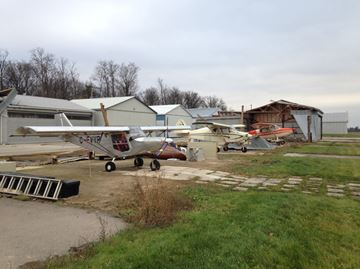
0 172 63 200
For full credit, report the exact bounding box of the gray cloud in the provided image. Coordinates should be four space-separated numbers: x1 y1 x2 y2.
1 0 360 125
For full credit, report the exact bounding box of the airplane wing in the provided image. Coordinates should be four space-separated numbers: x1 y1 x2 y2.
15 126 130 136
250 122 273 129
193 121 244 129
141 125 191 132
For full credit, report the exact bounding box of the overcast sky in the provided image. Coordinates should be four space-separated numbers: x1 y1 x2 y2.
1 0 360 126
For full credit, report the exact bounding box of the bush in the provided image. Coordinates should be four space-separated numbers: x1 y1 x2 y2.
124 178 192 227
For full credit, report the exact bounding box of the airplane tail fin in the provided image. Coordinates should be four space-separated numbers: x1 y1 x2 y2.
55 113 73 127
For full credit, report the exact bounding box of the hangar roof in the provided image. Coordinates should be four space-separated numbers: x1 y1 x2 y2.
246 99 323 114
72 96 134 110
9 95 91 113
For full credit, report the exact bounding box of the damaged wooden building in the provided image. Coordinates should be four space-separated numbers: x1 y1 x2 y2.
245 100 323 142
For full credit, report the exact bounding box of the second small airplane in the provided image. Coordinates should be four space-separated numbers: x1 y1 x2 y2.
248 123 295 145
176 121 251 152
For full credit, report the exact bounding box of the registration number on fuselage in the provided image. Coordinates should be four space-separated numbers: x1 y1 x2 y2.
79 135 102 144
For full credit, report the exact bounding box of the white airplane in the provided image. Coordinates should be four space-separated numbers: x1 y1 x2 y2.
176 121 251 152
15 114 191 172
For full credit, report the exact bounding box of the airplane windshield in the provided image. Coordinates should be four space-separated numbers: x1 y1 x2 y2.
112 133 130 152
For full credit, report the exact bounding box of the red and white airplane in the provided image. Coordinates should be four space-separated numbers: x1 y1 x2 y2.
248 123 295 145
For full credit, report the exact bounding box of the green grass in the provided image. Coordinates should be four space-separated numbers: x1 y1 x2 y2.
286 144 360 156
48 188 360 269
324 133 360 138
230 155 360 182
220 143 360 182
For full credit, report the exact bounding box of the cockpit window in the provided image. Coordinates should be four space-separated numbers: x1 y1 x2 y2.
112 133 130 152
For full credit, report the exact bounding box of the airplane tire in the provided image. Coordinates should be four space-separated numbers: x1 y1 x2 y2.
134 157 144 167
280 140 286 145
105 161 116 172
223 145 229 151
241 147 247 153
150 160 161 171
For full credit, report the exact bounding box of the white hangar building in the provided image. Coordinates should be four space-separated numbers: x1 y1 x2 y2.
0 89 93 144
323 112 348 134
72 96 157 126
150 104 193 126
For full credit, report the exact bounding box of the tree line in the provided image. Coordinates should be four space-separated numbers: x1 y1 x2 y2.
0 48 227 110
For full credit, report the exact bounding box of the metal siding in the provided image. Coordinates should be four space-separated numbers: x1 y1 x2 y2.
323 122 348 134
4 109 92 144
291 110 322 141
167 106 193 126
106 110 156 126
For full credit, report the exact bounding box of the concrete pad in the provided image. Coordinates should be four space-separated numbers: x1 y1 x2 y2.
245 178 266 184
348 186 360 191
327 188 345 193
219 181 239 185
212 171 230 177
309 188 320 192
266 178 283 184
289 177 303 182
196 177 217 182
262 183 279 187
283 184 297 188
0 198 126 269
233 187 248 191
309 177 323 181
348 183 360 187
195 181 208 184
281 188 292 192
229 176 248 180
219 177 244 183
287 181 301 185
351 192 360 197
327 193 345 197
239 182 258 188
327 184 345 189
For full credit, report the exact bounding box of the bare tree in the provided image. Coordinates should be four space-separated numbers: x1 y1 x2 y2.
183 91 204 108
0 49 9 90
166 87 184 104
157 78 169 105
203 95 227 110
91 60 119 97
30 48 57 97
117 62 139 96
6 61 35 95
139 87 160 105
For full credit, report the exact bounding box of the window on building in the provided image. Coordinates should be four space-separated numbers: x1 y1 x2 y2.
8 112 54 119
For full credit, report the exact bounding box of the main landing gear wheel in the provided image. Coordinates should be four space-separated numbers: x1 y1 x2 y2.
223 145 229 151
134 157 144 167
241 147 247 153
105 161 116 172
150 159 161 171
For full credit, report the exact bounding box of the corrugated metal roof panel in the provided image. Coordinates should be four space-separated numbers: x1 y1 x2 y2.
323 112 348 123
187 107 220 118
10 95 92 112
71 96 134 110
